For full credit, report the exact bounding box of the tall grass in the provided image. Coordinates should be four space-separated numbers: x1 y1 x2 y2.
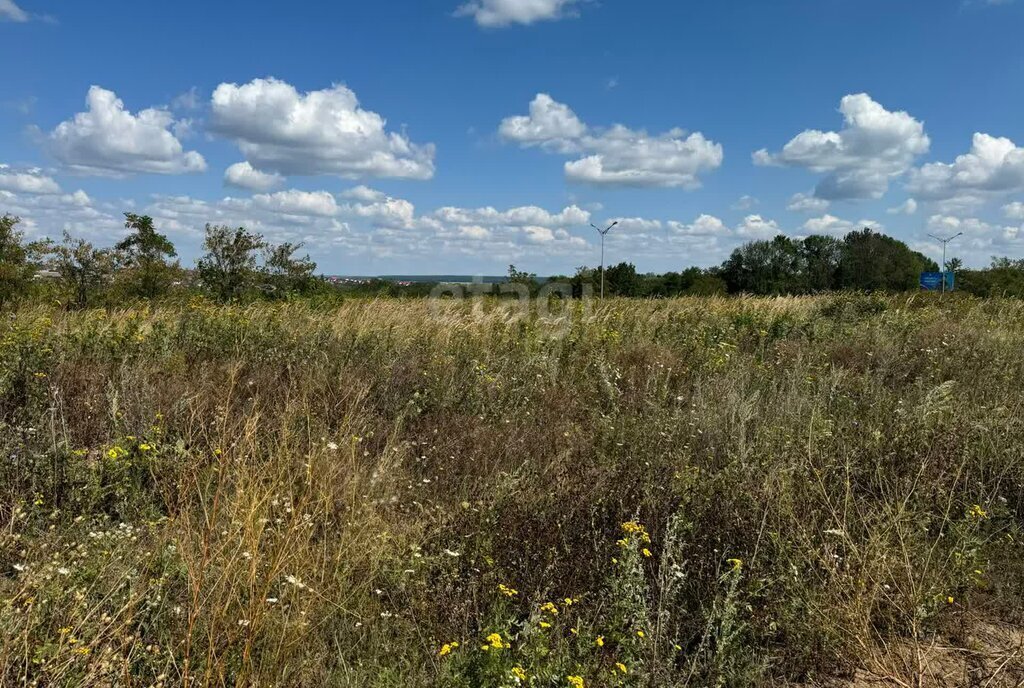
1 293 1022 686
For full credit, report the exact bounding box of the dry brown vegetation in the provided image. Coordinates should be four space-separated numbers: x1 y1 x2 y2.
1 294 1023 686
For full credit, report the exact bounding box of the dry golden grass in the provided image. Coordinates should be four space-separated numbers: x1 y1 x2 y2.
1 293 1022 686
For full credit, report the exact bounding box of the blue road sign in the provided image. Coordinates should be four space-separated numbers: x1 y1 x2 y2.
920 272 955 291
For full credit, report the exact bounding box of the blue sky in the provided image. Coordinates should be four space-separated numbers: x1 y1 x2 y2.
2 0 1024 274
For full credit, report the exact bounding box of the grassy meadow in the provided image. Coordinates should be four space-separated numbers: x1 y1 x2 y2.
1 294 1023 686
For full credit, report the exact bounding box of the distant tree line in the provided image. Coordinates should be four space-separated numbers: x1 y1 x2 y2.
549 229 1024 299
1 213 322 308
5 213 1024 308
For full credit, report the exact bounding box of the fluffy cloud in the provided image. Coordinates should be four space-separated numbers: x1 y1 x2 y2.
432 203 589 228
210 77 435 180
0 165 61 194
47 86 207 176
0 0 28 21
922 214 1024 261
787 193 830 214
801 214 883 238
669 214 731 236
244 190 340 217
455 0 583 27
754 93 929 200
500 94 723 188
340 194 417 229
1004 201 1024 220
1 187 121 239
224 162 284 192
340 185 387 203
887 198 918 215
608 217 663 233
498 94 587 151
139 189 596 266
736 214 783 240
926 214 994 235
610 213 777 241
907 133 1024 202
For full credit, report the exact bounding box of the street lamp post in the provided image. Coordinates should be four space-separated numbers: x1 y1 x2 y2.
927 232 963 294
591 221 618 299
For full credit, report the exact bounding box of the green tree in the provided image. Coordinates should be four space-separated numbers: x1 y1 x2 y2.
115 213 178 298
0 214 46 307
721 235 803 294
196 224 266 303
678 266 728 296
960 257 1024 297
48 232 116 309
799 235 842 292
570 266 598 299
604 262 639 296
262 241 317 297
836 228 936 291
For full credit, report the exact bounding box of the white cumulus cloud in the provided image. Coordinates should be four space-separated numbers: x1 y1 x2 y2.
907 133 1024 202
498 93 587 152
787 192 830 214
340 194 417 229
47 86 207 176
736 215 783 240
340 185 388 203
0 165 61 194
210 77 435 180
224 162 284 192
754 93 929 200
669 214 732 236
801 214 883 238
1004 201 1024 220
1 187 121 240
432 203 589 228
456 0 583 27
244 190 341 218
500 94 723 189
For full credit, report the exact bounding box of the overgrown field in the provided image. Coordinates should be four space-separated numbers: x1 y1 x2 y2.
2 294 1023 687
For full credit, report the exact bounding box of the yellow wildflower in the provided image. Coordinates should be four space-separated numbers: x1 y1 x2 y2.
727 558 743 571
567 676 585 688
947 596 955 604
540 601 559 615
539 621 551 629
616 662 628 674
439 641 459 657
968 504 987 519
621 521 651 543
73 647 91 656
642 548 652 558
595 635 604 647
498 583 519 598
485 632 506 649
636 630 645 639
511 666 528 681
